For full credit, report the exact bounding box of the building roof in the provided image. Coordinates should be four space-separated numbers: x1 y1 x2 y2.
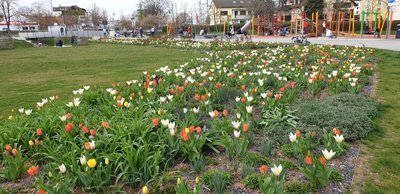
212 0 251 8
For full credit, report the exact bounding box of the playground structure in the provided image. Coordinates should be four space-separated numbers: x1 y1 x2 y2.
211 8 394 39
164 6 395 40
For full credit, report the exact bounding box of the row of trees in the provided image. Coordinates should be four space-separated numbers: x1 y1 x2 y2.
0 0 111 33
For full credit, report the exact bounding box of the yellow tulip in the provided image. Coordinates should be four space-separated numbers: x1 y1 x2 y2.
142 185 149 194
87 159 97 168
29 140 34 146
105 158 109 165
177 177 181 185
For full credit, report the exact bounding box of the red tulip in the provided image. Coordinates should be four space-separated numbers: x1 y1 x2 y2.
36 128 42 136
152 118 159 126
90 129 96 136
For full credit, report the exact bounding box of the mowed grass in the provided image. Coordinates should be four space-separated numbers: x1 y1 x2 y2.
351 49 400 193
0 43 205 117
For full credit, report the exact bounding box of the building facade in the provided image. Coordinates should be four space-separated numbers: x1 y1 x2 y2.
210 0 251 25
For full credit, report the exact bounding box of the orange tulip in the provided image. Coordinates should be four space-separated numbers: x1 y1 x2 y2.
102 121 109 129
243 123 249 132
216 82 221 89
27 165 39 176
180 129 189 142
201 94 207 101
213 110 219 118
319 156 326 166
35 138 40 145
189 126 195 133
195 126 202 134
39 190 46 194
332 128 341 135
304 155 313 166
259 165 268 174
4 144 12 152
11 148 18 156
84 142 91 150
64 123 73 133
194 94 201 101
241 85 246 90
222 109 229 117
295 129 301 138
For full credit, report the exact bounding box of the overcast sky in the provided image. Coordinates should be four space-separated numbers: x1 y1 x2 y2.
17 0 193 17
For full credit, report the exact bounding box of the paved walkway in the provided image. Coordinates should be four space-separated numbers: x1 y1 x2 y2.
193 35 400 51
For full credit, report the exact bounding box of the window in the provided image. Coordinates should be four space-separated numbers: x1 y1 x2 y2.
22 27 28 30
240 11 246 15
234 11 238 16
220 11 228 16
29 27 35 30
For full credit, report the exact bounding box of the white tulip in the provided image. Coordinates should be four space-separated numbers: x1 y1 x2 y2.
161 119 169 127
208 111 215 118
80 155 86 165
18 108 24 113
89 141 96 150
231 121 241 129
334 134 344 143
235 96 241 102
59 115 67 121
25 109 32 116
59 163 66 173
160 97 167 103
322 149 336 160
246 106 253 114
289 132 297 143
192 107 199 114
271 164 283 176
260 93 267 99
233 130 241 138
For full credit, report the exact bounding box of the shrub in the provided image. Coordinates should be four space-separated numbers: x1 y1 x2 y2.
260 124 296 147
330 169 344 182
243 173 262 189
203 170 233 193
295 94 377 141
243 152 269 166
284 180 316 193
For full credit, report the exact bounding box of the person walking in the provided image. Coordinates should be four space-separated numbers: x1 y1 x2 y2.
188 26 191 35
139 27 143 38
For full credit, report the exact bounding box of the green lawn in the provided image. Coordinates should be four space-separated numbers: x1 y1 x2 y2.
351 49 400 193
0 43 204 118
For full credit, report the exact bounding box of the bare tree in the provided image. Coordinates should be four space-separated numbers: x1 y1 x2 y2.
115 15 132 31
0 0 17 33
18 2 56 30
88 4 102 28
138 0 171 17
101 9 109 27
139 14 162 29
247 0 276 16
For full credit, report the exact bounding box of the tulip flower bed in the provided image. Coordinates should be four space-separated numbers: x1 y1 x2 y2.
93 38 277 51
0 42 377 193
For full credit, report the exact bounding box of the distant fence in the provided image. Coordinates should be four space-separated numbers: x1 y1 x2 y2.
0 35 14 49
20 30 103 39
